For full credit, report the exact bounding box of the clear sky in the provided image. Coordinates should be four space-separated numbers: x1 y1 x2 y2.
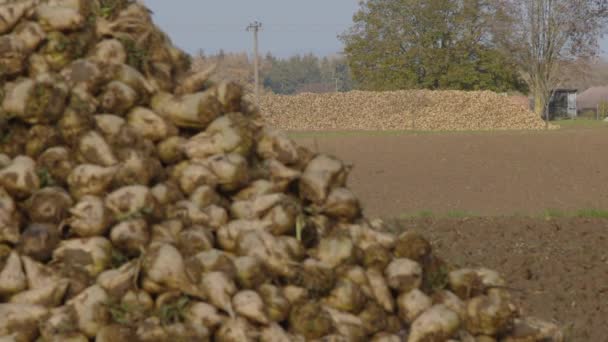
143 0 608 59
143 0 360 58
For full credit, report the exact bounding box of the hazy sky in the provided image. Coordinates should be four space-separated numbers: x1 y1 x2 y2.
143 0 360 58
143 0 608 58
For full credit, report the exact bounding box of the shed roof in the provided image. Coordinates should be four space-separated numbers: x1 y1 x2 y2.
577 85 608 109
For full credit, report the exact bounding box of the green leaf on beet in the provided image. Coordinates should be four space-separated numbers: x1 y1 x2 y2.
296 214 305 242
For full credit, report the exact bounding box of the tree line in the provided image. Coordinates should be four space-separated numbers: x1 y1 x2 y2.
192 51 355 95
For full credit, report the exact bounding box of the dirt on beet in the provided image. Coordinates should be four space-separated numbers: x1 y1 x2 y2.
293 128 608 341
390 217 608 342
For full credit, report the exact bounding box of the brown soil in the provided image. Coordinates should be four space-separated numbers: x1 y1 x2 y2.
293 128 608 341
293 128 608 217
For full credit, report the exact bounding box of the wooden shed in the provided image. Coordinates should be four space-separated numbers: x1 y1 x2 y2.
548 89 577 119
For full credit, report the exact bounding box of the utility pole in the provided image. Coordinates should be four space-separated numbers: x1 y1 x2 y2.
247 21 262 105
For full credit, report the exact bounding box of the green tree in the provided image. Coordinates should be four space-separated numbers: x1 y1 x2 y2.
339 0 527 92
319 56 356 92
263 53 323 94
262 53 355 94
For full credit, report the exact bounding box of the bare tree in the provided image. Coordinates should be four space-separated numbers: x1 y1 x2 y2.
493 0 608 125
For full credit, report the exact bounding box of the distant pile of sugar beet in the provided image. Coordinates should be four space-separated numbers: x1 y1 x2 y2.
260 90 555 131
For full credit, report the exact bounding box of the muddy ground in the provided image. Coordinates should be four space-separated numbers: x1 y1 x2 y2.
293 128 608 341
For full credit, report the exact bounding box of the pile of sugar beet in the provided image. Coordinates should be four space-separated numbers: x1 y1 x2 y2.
0 1 565 341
